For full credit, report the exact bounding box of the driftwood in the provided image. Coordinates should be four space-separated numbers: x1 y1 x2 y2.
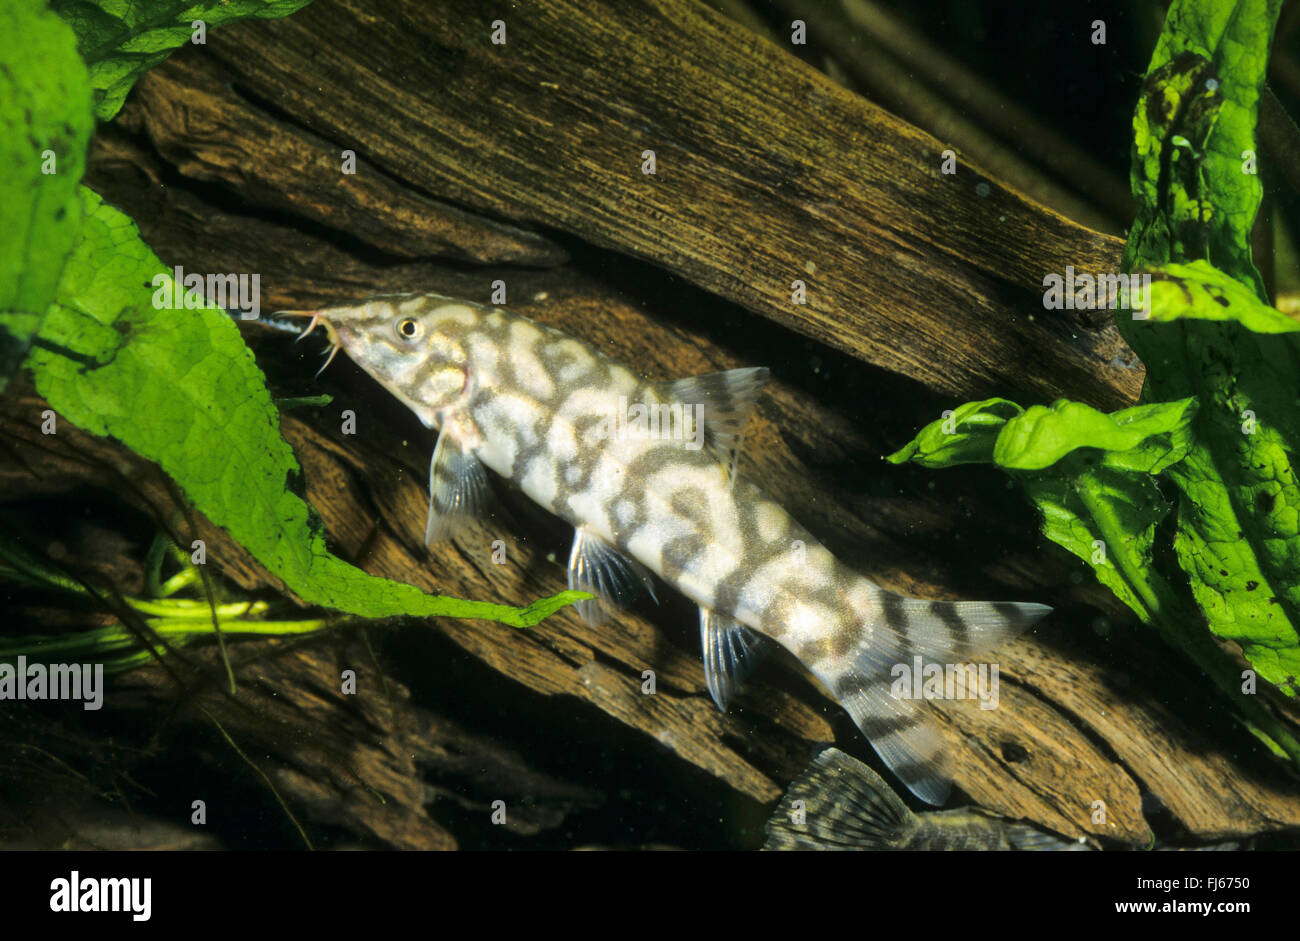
4 0 1299 849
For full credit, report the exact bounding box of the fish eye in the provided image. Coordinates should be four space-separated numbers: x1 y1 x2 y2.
397 318 423 341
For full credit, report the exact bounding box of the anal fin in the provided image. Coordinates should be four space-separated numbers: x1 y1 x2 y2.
567 527 658 626
837 679 953 806
699 608 768 711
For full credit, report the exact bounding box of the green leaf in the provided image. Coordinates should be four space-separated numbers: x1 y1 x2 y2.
1124 71 1300 697
889 397 1198 477
1119 0 1300 698
1127 302 1300 695
0 0 94 389
25 188 585 628
884 398 1022 468
992 398 1199 473
1142 260 1300 334
1020 467 1176 625
890 396 1199 626
51 0 316 120
1169 442 1300 692
1124 0 1280 296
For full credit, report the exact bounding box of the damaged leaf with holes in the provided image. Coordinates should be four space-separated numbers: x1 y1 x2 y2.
890 0 1300 767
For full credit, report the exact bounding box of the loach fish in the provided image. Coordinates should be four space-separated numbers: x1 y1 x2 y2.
764 748 1084 851
270 293 1053 804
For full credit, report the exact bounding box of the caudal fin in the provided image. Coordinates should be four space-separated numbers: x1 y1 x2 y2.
822 592 1052 805
764 748 917 850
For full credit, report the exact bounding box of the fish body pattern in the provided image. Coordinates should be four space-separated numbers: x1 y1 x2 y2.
278 294 1052 804
764 748 1083 851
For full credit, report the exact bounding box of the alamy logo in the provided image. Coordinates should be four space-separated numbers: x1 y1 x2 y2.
0 656 104 710
152 264 261 319
594 396 705 450
50 871 151 921
1042 266 1151 317
890 656 1000 710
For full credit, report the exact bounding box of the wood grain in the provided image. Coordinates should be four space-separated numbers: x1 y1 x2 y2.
195 0 1143 409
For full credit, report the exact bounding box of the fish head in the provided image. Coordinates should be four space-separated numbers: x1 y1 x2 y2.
276 295 479 425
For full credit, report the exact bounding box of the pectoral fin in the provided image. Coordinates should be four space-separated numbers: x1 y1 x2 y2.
567 526 658 626
425 423 489 544
699 608 768 711
658 367 770 481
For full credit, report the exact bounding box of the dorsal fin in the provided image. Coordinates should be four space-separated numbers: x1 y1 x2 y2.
657 367 770 481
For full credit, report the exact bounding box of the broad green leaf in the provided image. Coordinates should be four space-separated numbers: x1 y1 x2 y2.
1169 442 1300 692
0 0 93 388
992 398 1199 473
890 397 1198 626
884 398 1022 468
1124 0 1280 295
25 188 584 628
889 0 1300 764
888 397 1198 477
1134 261 1300 690
1143 260 1300 334
1118 0 1300 698
1129 296 1300 695
51 0 315 119
1020 466 1177 625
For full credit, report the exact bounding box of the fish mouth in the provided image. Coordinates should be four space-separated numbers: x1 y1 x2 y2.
273 309 343 378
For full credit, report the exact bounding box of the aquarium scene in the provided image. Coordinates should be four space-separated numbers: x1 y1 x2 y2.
1 0 1297 902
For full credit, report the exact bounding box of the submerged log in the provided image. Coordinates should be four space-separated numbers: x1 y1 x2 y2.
4 0 1297 849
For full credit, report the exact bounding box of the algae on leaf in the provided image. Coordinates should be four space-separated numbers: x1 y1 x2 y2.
0 0 94 389
1124 0 1279 296
1120 0 1300 699
25 188 584 629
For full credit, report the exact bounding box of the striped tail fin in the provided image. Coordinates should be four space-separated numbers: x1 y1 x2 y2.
818 592 1052 805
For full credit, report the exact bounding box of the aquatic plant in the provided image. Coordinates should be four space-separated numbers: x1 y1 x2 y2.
1 0 584 674
890 0 1300 768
